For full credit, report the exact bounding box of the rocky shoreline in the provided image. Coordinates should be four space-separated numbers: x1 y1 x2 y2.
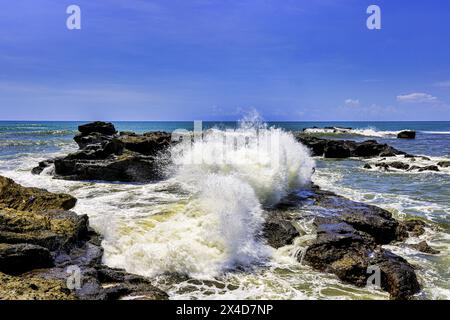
0 175 168 300
263 185 439 299
3 121 441 300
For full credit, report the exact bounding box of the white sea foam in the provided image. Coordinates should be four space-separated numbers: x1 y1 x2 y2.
362 154 450 175
421 131 450 135
303 127 405 138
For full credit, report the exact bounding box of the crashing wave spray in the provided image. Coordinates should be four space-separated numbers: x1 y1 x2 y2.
102 112 315 278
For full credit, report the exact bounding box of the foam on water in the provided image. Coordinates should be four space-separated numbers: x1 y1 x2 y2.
303 127 405 138
362 154 450 175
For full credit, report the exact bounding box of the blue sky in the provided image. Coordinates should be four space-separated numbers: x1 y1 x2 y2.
1 0 450 121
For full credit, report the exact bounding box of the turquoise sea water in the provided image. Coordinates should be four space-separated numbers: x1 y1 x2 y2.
0 121 449 299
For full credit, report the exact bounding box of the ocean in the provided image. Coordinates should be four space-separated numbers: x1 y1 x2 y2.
0 120 449 300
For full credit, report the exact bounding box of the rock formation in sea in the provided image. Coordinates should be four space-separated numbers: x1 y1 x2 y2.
262 185 433 300
0 175 167 300
33 121 172 182
294 134 408 158
397 130 416 139
361 156 448 173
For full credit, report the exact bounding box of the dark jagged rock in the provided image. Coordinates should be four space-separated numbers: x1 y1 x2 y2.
33 122 171 182
0 243 53 274
397 131 416 139
437 160 450 168
311 190 404 244
262 213 299 248
296 136 327 156
366 160 443 173
352 140 403 158
323 141 352 158
54 154 163 182
269 185 420 299
373 161 410 171
400 219 426 237
31 160 54 175
120 131 171 156
363 163 372 169
408 241 440 254
0 177 167 300
74 132 116 149
370 250 420 300
78 121 117 136
387 161 410 170
295 134 406 158
303 221 375 287
418 165 439 172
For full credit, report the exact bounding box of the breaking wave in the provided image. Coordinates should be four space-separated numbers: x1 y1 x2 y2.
101 113 315 278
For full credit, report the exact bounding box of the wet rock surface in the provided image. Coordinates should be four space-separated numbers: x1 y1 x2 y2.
266 185 421 300
397 131 416 139
263 213 299 248
33 122 172 182
437 160 450 168
0 175 168 300
295 134 407 158
0 175 76 211
399 219 426 237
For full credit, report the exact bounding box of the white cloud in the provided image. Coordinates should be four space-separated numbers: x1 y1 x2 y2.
433 80 450 88
344 98 360 107
396 92 438 103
